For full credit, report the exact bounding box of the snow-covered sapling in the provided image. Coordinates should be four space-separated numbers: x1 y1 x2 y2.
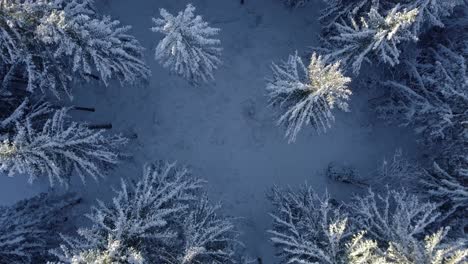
323 4 418 74
0 192 80 263
0 106 127 186
151 4 222 83
0 0 149 98
267 52 351 142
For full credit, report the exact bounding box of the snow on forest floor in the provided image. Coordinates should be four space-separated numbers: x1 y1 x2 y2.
0 0 420 262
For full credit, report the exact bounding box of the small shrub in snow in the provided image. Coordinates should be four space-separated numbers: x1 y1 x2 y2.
267 52 351 142
151 4 222 84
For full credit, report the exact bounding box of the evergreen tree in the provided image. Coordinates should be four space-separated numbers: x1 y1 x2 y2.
0 103 127 186
51 162 241 263
267 52 351 142
0 0 149 99
321 4 418 74
269 185 467 264
269 186 353 263
151 4 222 84
0 192 80 263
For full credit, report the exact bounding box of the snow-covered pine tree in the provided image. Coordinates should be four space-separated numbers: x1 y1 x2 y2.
322 4 418 75
0 104 127 186
267 52 351 142
151 4 222 84
0 192 80 263
51 161 241 263
268 186 353 263
0 0 149 99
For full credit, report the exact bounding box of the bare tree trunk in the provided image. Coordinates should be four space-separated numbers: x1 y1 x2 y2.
257 257 262 264
84 73 100 81
72 106 95 112
241 0 244 4
88 123 112 130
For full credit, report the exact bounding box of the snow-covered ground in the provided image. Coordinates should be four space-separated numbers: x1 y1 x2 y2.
0 0 420 262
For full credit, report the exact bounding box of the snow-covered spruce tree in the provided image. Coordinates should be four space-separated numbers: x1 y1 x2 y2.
0 97 52 134
0 192 80 263
151 4 222 84
269 185 467 263
374 19 467 227
161 195 239 264
350 189 441 254
49 236 145 264
268 186 354 263
319 0 378 32
0 105 127 186
348 228 468 264
319 0 465 35
322 4 418 75
422 162 467 223
399 0 466 34
267 52 351 142
383 227 468 264
377 43 467 150
0 0 149 98
50 162 241 263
